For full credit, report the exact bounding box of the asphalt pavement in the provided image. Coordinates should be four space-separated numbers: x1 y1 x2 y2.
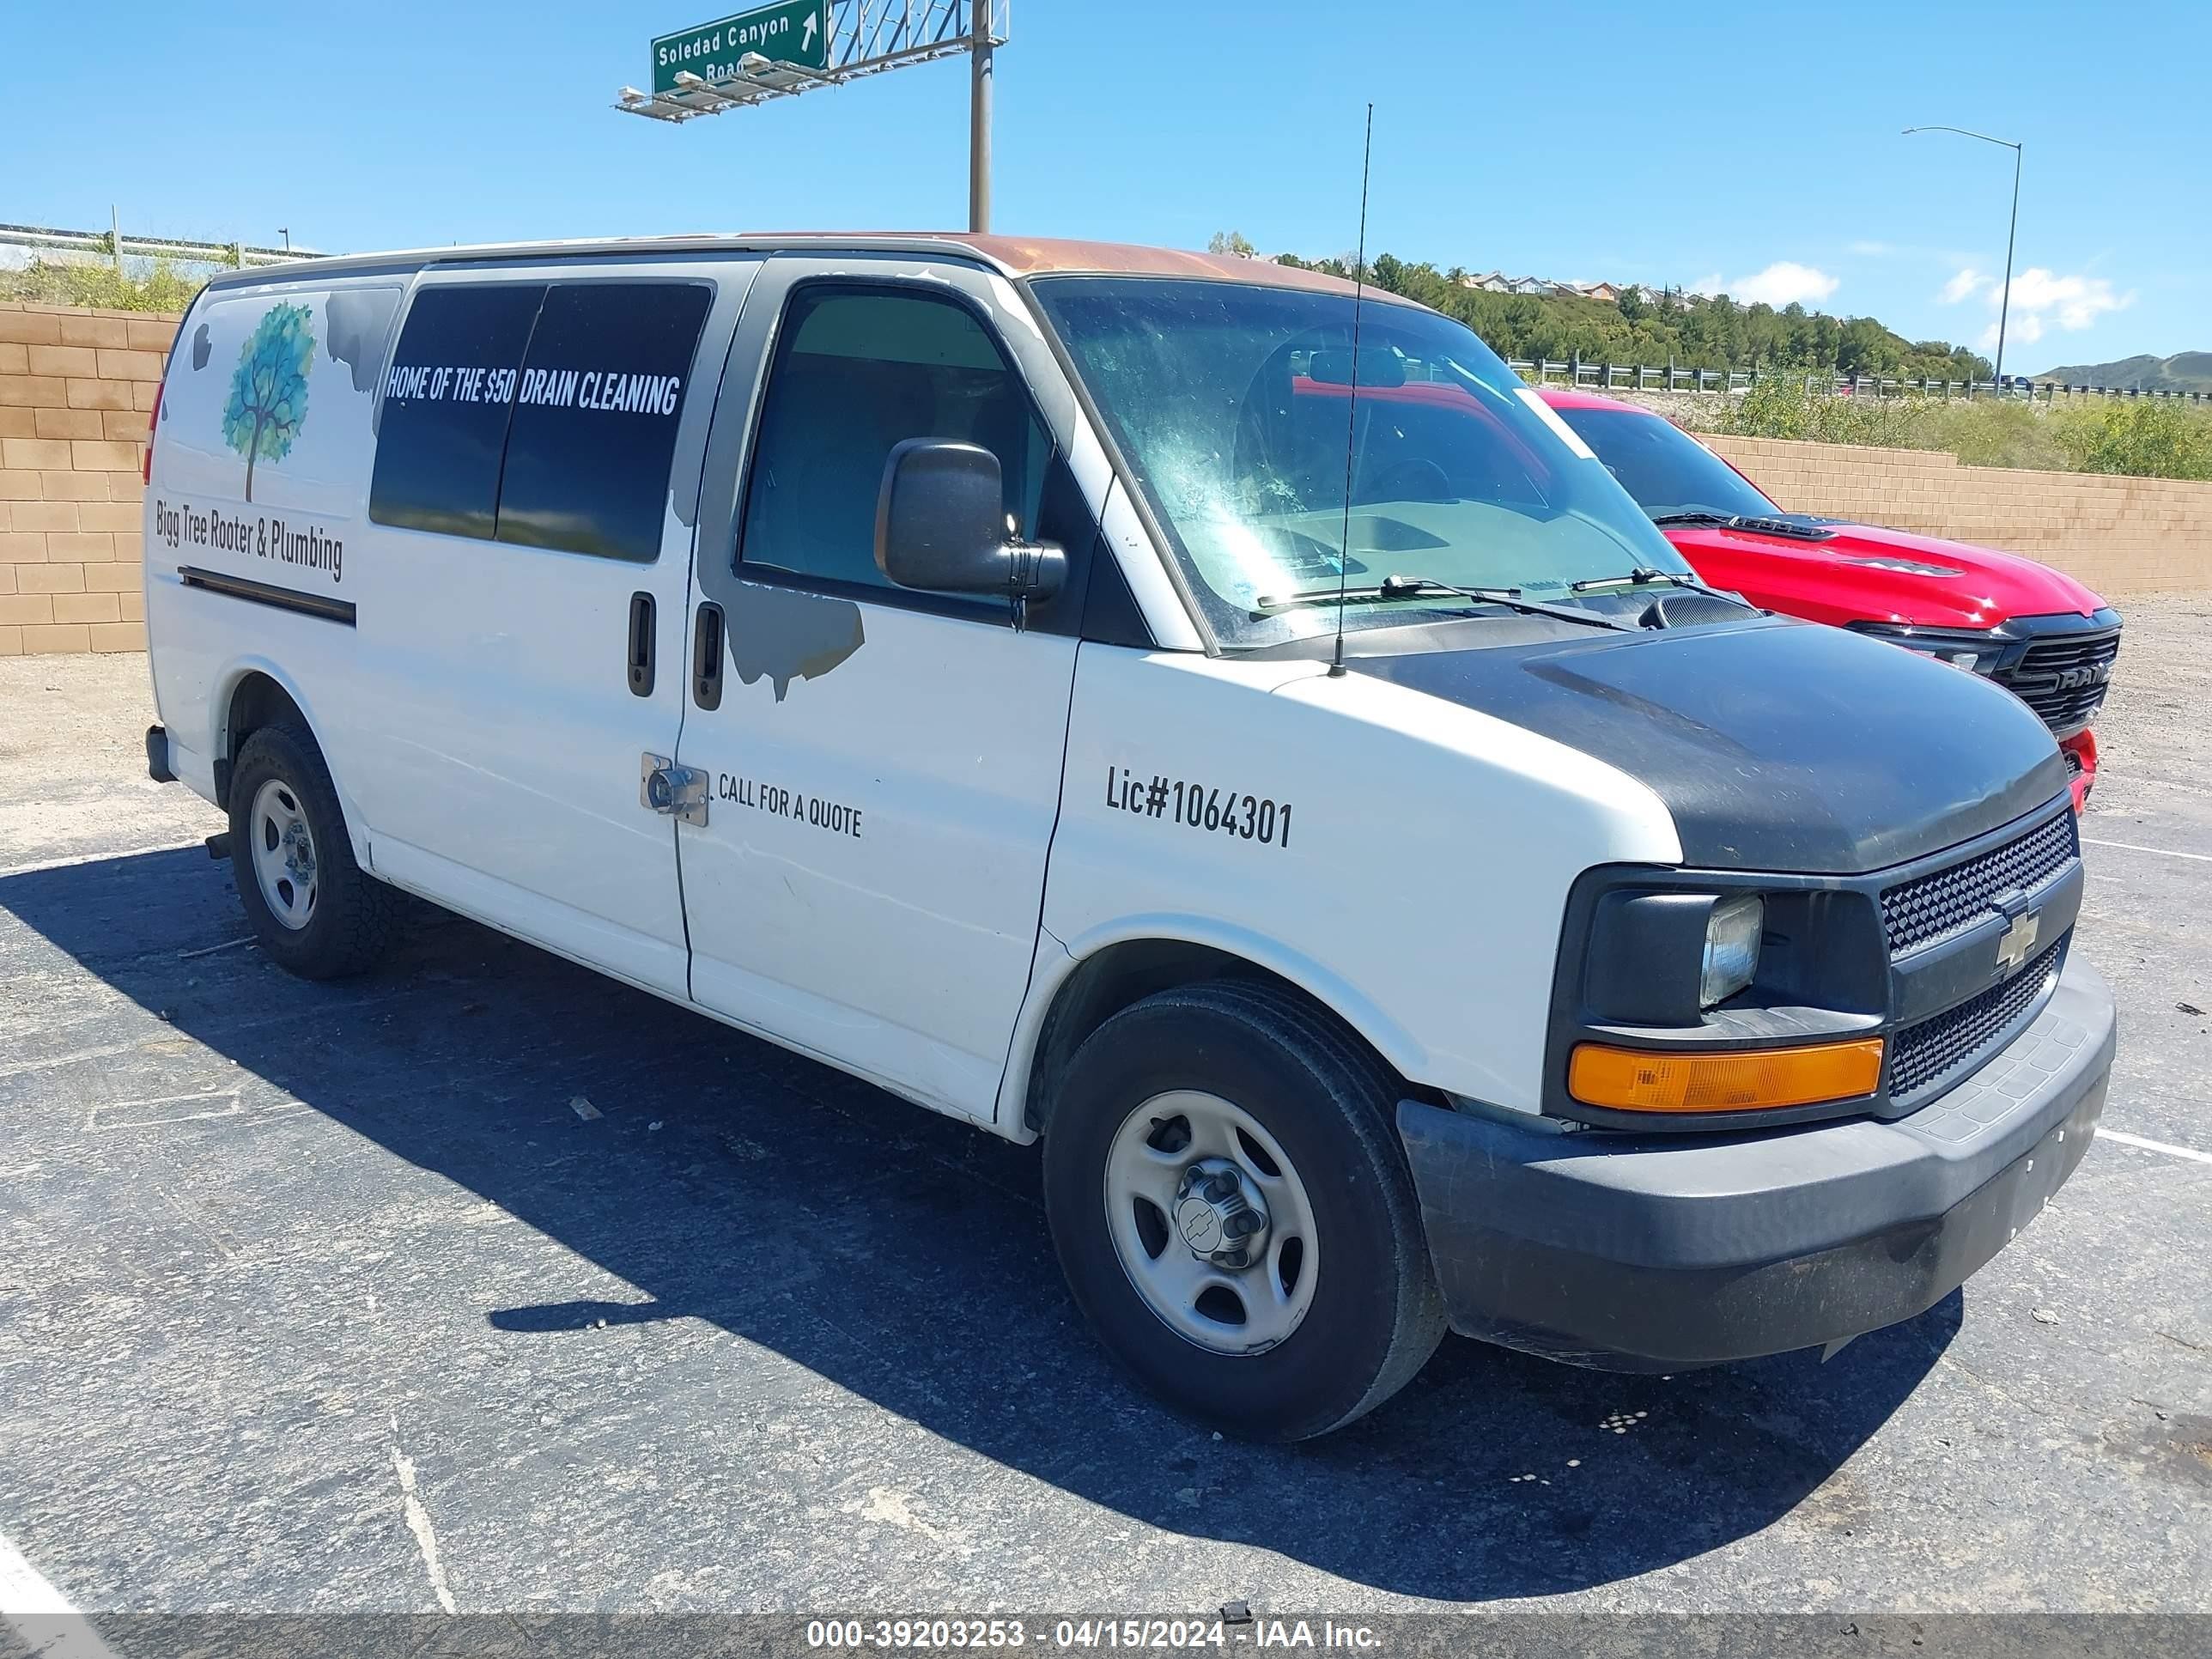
0 605 2205 1623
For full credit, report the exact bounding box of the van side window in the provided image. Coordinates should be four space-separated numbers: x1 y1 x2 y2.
739 285 1049 594
369 284 545 539
496 282 714 562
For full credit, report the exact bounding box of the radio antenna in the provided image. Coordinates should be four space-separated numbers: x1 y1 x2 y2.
1329 103 1374 678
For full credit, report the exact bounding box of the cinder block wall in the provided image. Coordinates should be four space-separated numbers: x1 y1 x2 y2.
1702 433 2212 599
0 301 171 655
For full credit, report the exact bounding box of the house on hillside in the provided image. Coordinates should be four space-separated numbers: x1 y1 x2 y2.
1455 271 1626 301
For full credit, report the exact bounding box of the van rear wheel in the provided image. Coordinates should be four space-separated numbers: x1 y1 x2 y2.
227 722 394 980
1042 981 1446 1441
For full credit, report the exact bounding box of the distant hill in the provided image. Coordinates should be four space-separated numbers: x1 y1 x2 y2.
2029 350 2212 392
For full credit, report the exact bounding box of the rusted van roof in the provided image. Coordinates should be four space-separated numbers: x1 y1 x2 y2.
201 230 1403 301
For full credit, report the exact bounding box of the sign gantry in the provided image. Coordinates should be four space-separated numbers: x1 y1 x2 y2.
617 2 1010 231
619 2 1006 122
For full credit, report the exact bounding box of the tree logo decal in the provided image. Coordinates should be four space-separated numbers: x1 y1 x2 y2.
223 302 313 501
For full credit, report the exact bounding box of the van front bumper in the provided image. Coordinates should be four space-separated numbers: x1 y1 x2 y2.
1396 956 2116 1370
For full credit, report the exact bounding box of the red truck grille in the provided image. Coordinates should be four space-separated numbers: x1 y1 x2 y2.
1995 629 2120 735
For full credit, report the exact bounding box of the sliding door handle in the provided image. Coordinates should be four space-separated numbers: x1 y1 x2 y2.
627 591 655 697
692 601 725 711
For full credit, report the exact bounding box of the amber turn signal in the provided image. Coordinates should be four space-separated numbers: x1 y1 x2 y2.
1568 1037 1885 1113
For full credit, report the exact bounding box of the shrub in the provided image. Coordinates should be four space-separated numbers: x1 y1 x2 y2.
1705 377 2212 482
1715 374 1930 449
0 256 204 313
1917 399 2071 472
2048 399 2212 482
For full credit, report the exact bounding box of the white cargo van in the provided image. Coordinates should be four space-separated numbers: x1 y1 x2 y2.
143 234 2114 1439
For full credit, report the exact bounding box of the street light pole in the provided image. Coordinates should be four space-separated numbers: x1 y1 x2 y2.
1904 125 2024 388
1995 142 2021 387
969 3 993 234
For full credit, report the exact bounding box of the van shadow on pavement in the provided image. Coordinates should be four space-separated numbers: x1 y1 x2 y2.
0 846 1953 1603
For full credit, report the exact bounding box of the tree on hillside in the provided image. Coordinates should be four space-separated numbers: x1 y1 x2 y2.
1837 316 1900 377
1263 241 1993 382
1207 230 1256 258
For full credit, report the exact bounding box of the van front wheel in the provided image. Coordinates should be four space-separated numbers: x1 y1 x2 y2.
1042 981 1446 1441
227 722 394 979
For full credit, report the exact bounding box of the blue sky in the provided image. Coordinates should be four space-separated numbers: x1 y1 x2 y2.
5 1 2204 368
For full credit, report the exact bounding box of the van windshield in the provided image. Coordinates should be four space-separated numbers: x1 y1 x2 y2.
1030 276 1691 649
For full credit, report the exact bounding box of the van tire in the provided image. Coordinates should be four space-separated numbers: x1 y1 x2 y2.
227 722 394 980
1042 980 1446 1441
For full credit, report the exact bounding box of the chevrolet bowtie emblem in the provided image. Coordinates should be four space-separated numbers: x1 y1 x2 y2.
1995 909 2040 977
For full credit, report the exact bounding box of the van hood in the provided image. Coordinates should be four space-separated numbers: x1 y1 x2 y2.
1354 614 2067 873
1664 518 2107 632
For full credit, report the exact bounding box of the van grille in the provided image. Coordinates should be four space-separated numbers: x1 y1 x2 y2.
1880 811 2077 956
1994 629 2120 734
1888 942 2063 1101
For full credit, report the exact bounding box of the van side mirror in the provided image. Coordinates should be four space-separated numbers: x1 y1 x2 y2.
875 439 1066 602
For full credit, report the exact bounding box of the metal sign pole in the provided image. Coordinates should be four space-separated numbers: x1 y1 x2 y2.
969 4 992 234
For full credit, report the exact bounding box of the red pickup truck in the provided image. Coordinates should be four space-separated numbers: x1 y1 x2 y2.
1540 388 2118 810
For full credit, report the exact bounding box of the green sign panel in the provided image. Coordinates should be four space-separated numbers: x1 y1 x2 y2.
652 1 830 93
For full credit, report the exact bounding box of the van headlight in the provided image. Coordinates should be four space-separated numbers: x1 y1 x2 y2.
1582 888 1776 1024
1699 894 1764 1009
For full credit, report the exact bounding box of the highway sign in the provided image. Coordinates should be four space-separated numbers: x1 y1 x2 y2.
651 1 829 94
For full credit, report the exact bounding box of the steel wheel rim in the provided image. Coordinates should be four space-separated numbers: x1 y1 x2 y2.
1103 1089 1319 1355
248 778 319 932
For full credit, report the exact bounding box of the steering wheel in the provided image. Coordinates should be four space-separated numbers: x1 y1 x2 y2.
1365 457 1454 502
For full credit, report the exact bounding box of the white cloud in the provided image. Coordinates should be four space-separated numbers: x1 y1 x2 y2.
1942 266 1985 303
1683 262 1844 306
1729 261 1840 307
1943 265 2132 344
2009 269 2131 329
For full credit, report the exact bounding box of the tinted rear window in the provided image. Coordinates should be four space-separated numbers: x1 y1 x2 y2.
369 284 544 538
368 278 714 559
496 282 714 561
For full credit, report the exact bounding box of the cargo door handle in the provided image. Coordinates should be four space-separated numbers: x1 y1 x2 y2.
692 601 724 711
627 591 656 697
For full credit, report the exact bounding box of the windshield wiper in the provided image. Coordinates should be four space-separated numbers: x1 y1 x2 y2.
1255 576 1633 633
1650 510 1833 542
1569 566 1750 607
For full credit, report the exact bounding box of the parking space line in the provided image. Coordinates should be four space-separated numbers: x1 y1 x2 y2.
2099 1127 2212 1166
0 1528 72 1617
389 1418 459 1615
2082 836 2212 866
0 1527 119 1657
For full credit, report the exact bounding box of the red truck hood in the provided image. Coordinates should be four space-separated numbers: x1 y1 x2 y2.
1666 519 2108 631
